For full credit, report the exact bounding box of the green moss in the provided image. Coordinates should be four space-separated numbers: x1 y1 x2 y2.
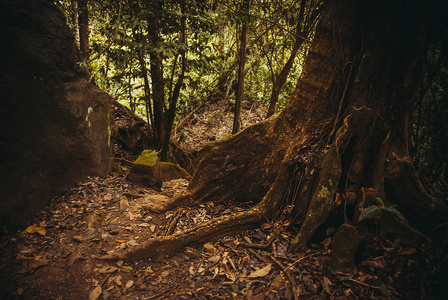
317 185 331 199
134 150 159 166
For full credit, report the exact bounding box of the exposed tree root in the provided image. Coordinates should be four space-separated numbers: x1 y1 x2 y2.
107 1 448 263
100 208 264 261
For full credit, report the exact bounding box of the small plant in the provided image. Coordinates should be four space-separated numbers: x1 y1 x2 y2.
359 197 408 223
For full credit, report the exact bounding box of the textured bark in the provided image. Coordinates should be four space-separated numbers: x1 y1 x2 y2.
110 0 448 260
78 0 89 62
232 0 250 134
161 0 187 161
148 16 165 148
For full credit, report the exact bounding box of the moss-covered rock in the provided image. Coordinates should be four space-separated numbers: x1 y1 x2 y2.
126 150 191 189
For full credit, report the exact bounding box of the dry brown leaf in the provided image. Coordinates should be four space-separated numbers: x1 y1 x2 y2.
397 248 417 255
203 243 216 252
360 259 385 269
125 280 134 289
322 276 332 294
248 264 272 278
89 286 102 300
97 266 118 274
112 275 122 286
208 255 220 263
359 273 372 282
25 225 43 234
189 264 195 276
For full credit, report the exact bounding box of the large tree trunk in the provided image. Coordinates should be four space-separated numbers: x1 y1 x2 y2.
105 0 448 261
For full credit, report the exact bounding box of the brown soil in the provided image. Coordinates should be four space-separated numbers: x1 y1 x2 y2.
0 100 447 300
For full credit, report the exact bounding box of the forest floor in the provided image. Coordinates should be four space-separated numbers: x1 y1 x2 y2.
1 99 447 300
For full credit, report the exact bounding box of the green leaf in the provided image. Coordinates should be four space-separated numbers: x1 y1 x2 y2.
380 283 390 297
359 205 380 222
385 206 408 223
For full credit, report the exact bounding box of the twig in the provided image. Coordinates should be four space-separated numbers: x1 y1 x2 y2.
267 253 300 300
100 272 115 287
164 208 184 236
247 248 268 263
346 278 381 290
239 235 276 249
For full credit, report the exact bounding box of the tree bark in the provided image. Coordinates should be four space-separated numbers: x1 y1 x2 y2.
105 0 448 261
161 0 187 161
78 0 89 62
148 20 165 148
232 0 250 134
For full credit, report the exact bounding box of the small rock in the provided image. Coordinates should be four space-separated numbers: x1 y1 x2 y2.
119 196 130 211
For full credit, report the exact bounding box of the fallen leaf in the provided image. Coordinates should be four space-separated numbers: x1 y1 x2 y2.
73 235 83 243
322 276 332 294
89 286 102 300
115 240 126 243
397 248 416 255
36 229 46 236
150 224 156 232
207 255 221 263
380 283 390 297
206 201 214 207
121 266 133 273
249 264 272 278
17 288 24 295
125 280 134 289
203 243 216 252
29 259 49 270
160 270 170 278
97 266 118 274
189 264 195 275
128 211 138 219
360 259 385 269
359 273 372 282
112 275 122 286
137 223 150 227
25 225 43 234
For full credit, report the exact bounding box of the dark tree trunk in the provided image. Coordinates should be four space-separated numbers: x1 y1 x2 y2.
139 51 154 138
103 0 448 261
78 0 89 62
148 20 165 148
232 0 250 134
161 0 187 161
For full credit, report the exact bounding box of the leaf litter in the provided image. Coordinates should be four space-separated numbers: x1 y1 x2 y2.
0 99 447 299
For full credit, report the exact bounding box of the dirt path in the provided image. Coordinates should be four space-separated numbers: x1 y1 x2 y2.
1 100 446 299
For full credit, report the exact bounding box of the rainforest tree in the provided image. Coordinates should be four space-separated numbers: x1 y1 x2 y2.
102 0 448 260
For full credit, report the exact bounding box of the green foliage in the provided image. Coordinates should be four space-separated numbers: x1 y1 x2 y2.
56 0 314 120
359 204 408 224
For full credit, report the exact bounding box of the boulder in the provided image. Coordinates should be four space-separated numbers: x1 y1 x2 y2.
329 224 361 274
0 0 112 230
126 150 191 189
